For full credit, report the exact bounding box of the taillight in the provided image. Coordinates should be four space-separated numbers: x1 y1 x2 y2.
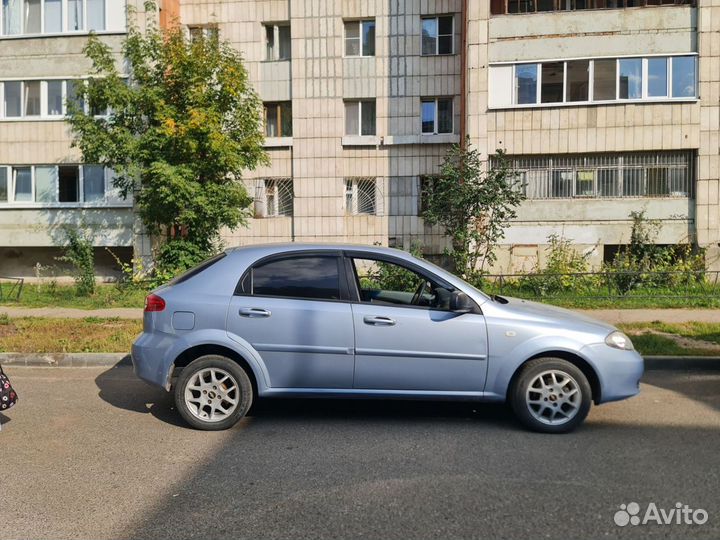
144 294 166 312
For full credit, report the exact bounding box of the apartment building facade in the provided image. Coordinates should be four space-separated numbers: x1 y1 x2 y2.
1 0 718 278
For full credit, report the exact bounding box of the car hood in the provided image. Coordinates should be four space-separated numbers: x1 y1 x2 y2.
487 296 616 335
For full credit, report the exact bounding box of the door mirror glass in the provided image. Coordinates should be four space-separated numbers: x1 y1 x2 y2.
449 291 474 313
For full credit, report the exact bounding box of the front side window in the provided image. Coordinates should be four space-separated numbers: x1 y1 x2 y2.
264 102 292 137
351 257 453 310
421 98 453 134
344 100 376 136
252 256 341 301
421 15 453 55
345 19 375 57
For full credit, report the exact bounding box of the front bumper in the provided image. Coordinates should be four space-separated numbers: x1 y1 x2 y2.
581 343 644 404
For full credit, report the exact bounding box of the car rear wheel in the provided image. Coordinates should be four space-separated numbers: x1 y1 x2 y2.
174 355 253 431
510 358 592 434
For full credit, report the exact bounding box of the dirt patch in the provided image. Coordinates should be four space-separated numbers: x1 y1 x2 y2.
0 323 17 338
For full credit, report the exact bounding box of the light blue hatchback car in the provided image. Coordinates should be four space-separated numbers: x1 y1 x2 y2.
132 244 644 433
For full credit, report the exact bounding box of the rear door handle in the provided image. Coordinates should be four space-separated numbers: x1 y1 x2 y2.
239 308 271 318
363 316 396 326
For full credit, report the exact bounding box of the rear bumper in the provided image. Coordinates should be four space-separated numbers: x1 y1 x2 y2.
581 343 644 404
131 332 176 390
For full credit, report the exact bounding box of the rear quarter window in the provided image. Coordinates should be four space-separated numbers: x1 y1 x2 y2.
167 252 227 286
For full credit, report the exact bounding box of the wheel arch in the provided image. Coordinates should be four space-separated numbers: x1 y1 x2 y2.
506 350 602 405
173 344 259 398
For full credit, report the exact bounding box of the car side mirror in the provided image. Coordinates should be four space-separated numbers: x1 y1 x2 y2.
450 291 474 314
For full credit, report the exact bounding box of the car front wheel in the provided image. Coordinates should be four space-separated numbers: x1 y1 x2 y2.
174 354 253 431
510 358 592 434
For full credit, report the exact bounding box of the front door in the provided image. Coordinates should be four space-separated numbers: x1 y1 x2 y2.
348 255 488 392
227 253 355 389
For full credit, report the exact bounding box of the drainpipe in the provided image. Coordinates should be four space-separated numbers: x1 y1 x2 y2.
459 0 468 148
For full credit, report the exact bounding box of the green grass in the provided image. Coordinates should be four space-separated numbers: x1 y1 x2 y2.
0 283 149 309
618 322 720 356
484 286 720 309
0 317 142 353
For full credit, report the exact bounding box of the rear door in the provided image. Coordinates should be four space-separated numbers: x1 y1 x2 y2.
227 252 355 389
347 254 488 392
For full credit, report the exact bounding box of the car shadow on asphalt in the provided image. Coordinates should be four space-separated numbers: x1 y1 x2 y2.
94 361 516 430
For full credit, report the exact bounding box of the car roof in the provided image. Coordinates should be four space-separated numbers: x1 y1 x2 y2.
226 242 416 260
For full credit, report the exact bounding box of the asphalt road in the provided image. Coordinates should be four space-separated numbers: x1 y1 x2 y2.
1 364 719 540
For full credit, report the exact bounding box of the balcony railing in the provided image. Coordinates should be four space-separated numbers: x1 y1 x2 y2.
491 0 695 15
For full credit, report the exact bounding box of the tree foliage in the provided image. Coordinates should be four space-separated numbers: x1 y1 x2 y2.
67 2 267 274
421 139 525 280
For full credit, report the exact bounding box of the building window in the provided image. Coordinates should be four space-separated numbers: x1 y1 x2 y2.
421 98 453 134
345 177 377 215
255 178 293 217
345 100 376 136
499 152 694 200
0 164 118 205
491 0 694 15
264 102 292 138
0 0 110 35
345 19 375 57
498 55 697 107
264 23 291 61
188 25 219 41
0 79 110 119
421 15 453 56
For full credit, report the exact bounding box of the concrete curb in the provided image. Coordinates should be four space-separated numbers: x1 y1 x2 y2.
0 353 131 367
2 352 720 371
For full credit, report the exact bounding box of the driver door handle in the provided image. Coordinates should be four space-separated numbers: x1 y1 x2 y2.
239 307 271 318
363 316 396 326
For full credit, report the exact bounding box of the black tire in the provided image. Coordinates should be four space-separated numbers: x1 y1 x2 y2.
174 354 253 431
510 358 592 434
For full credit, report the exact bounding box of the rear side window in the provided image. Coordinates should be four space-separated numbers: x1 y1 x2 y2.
168 252 227 286
251 256 341 300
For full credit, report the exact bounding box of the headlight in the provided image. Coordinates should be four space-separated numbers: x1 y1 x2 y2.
605 331 634 351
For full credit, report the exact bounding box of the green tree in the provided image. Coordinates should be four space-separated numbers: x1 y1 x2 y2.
67 2 267 276
421 139 524 280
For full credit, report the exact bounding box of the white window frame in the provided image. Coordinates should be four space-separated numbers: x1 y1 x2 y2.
0 164 129 207
188 24 218 41
421 15 454 56
344 19 375 58
421 97 453 135
503 53 698 109
344 99 376 136
263 22 291 61
0 78 113 120
0 0 112 37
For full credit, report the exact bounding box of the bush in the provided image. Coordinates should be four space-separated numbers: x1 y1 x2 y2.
58 228 95 296
151 239 215 287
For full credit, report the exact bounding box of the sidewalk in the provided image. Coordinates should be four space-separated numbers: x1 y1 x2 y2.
0 306 718 324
